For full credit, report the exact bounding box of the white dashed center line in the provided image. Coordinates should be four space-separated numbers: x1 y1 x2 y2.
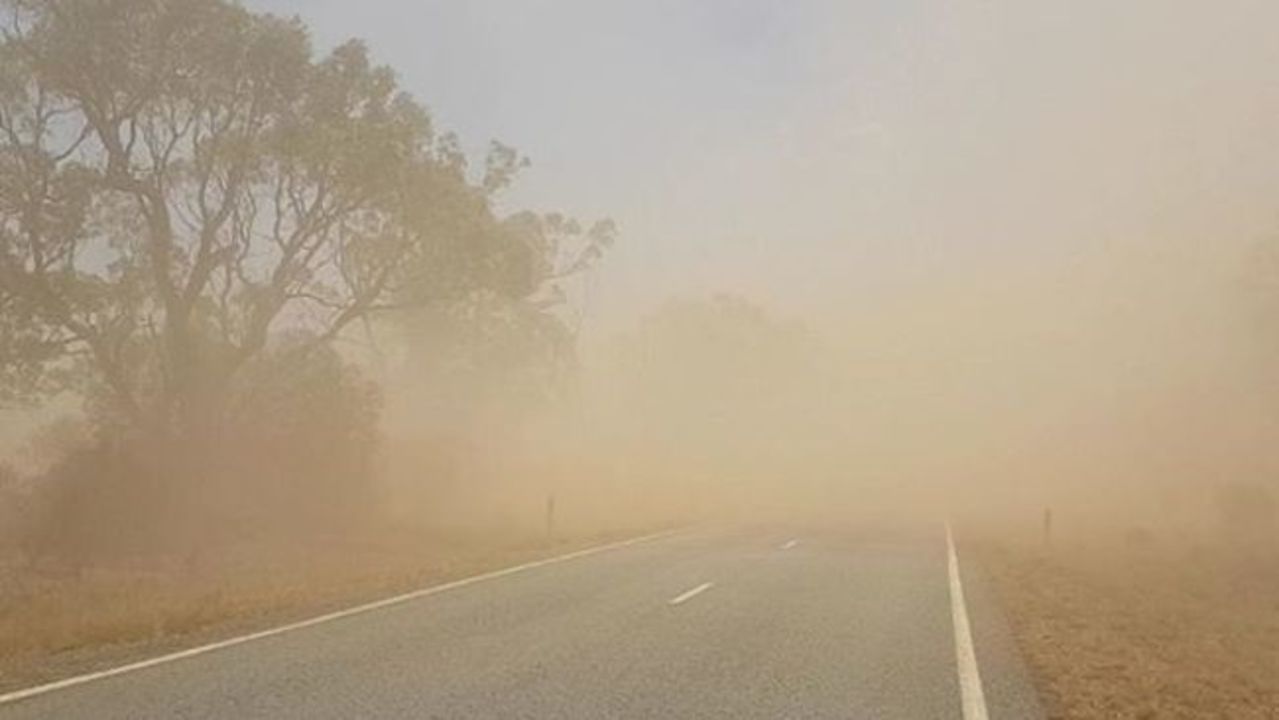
668 582 715 606
780 539 799 550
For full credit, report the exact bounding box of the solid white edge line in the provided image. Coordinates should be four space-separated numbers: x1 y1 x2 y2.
668 581 714 606
0 528 681 708
946 522 991 720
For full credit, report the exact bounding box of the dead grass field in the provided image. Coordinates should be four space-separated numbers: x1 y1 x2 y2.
0 525 654 694
982 532 1279 719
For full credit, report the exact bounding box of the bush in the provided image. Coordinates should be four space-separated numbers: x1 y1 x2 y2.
22 447 171 567
22 338 384 566
225 336 384 531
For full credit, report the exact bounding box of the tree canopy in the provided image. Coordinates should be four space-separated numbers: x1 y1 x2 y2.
0 0 611 438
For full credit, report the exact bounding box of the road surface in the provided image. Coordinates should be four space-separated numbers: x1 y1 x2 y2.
0 526 1043 719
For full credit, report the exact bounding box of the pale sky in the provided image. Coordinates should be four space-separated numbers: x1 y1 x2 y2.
6 0 1279 479
245 1 1279 340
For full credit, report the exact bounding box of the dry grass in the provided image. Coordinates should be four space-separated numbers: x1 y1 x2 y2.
0 526 645 693
982 532 1279 719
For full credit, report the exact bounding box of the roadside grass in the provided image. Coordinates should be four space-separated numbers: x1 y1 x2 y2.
0 526 648 693
981 531 1279 719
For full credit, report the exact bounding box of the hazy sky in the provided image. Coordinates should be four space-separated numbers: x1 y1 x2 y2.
6 0 1279 513
245 0 1279 340
6 0 1279 499
244 0 902 326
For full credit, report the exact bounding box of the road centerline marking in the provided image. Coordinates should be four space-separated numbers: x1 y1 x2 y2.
668 582 714 606
780 539 799 550
946 522 990 720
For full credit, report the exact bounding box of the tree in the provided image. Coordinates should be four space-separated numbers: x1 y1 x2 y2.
0 0 533 440
396 211 615 415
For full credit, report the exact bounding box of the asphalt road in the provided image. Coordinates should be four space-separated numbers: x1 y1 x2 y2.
0 526 1044 719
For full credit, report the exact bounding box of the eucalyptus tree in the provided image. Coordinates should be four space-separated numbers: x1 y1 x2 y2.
0 0 577 441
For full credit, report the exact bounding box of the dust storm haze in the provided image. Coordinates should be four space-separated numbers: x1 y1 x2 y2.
4 1 1279 715
332 0 1279 541
1 0 1278 546
2 0 1279 670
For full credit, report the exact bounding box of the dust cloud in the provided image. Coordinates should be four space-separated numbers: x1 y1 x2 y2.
2 0 1278 612
5 2 1279 713
360 0 1279 547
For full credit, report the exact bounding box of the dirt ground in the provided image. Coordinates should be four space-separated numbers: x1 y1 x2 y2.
0 525 657 695
982 532 1279 719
